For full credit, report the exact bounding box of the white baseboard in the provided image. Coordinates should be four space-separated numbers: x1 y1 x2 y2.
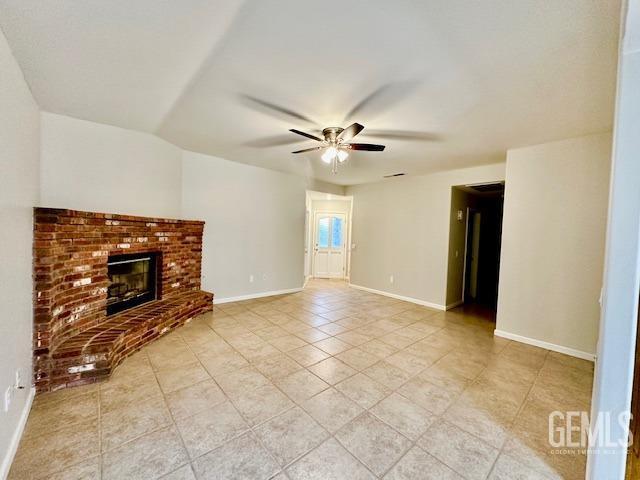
494 329 596 362
1 387 35 480
215 287 303 304
349 283 446 311
446 300 464 310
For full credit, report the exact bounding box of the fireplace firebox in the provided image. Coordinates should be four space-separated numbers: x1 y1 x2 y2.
107 252 159 315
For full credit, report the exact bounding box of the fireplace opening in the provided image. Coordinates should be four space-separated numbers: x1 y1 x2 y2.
107 252 159 315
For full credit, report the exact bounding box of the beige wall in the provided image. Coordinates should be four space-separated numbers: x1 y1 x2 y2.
311 199 351 215
182 151 341 300
38 114 343 302
39 113 344 221
306 182 345 197
346 163 506 308
496 133 612 357
0 28 40 476
40 112 183 218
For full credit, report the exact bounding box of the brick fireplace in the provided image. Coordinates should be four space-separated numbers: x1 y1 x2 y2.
33 208 213 393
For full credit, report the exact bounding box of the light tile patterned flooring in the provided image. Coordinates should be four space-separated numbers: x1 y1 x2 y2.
10 280 594 480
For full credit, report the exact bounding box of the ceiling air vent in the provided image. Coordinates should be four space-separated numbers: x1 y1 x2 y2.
383 173 405 178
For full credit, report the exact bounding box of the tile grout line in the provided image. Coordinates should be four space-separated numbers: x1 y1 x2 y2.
483 349 552 480
177 317 295 478
182 298 420 478
148 345 194 479
25 282 576 480
141 300 479 478
15 286 427 479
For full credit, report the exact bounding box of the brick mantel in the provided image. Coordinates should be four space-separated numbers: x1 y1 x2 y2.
33 207 213 392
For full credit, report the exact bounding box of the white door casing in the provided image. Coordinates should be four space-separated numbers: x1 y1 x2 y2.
469 212 481 299
313 213 346 278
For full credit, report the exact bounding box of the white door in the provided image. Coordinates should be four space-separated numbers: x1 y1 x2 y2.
313 213 346 278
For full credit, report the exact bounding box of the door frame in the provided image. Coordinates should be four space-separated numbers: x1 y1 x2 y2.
311 210 349 279
462 207 479 303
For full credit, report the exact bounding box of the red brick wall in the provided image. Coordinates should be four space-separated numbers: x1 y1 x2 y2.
33 207 208 391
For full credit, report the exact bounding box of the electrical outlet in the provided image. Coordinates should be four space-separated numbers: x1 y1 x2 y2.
262 273 267 281
389 275 394 284
249 274 254 283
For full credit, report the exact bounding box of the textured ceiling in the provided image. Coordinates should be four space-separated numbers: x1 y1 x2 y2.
0 0 620 185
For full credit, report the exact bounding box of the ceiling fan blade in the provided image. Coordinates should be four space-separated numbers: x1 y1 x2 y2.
290 129 323 142
292 146 323 154
361 130 441 141
337 123 364 141
343 80 421 122
239 94 317 124
346 143 386 151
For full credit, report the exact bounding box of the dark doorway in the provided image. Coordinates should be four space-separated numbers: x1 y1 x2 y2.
446 182 504 317
463 188 504 310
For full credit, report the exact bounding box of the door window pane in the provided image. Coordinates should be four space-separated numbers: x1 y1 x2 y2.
318 217 329 248
331 217 343 248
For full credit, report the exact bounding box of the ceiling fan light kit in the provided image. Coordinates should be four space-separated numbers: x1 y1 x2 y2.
290 123 385 174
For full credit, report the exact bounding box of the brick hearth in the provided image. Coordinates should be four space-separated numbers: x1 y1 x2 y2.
33 208 213 393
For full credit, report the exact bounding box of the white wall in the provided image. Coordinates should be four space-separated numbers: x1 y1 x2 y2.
346 163 506 308
305 181 345 197
40 112 182 218
496 133 612 358
182 151 314 300
311 199 351 215
588 0 640 477
0 28 40 478
38 113 344 303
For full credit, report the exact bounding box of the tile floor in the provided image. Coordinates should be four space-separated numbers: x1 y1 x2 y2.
10 280 594 480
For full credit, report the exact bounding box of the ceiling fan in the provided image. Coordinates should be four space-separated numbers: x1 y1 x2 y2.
290 123 385 174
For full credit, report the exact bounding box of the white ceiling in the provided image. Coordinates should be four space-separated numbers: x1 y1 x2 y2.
0 0 620 185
